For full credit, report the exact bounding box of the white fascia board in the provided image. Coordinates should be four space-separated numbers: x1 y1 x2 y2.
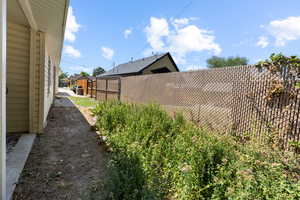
18 0 38 30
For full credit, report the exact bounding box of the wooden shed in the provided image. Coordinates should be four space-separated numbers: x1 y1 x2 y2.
76 76 96 96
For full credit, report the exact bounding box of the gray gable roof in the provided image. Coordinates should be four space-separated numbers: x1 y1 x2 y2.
100 53 175 76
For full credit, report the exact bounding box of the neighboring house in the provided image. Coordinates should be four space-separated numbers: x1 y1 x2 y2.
100 52 179 77
59 78 70 87
7 0 69 133
69 73 81 87
76 76 96 96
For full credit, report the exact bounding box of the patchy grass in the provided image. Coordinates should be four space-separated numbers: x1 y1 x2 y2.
69 96 99 107
91 101 300 200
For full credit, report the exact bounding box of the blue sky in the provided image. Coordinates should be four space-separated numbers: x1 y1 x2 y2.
61 0 300 74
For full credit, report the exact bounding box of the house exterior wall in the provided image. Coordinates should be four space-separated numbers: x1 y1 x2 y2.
7 22 30 133
6 22 57 133
42 36 56 125
7 0 68 134
142 55 178 75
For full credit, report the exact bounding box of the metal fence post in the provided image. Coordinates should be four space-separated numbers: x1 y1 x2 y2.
118 77 121 100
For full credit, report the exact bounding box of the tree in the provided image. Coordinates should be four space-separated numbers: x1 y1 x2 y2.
92 67 105 76
59 72 68 81
58 72 69 87
80 71 90 77
207 56 248 68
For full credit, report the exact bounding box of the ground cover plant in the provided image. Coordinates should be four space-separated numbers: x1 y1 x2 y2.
69 96 98 107
91 101 300 200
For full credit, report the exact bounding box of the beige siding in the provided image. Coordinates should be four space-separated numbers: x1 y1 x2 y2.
142 55 178 75
7 22 30 133
43 36 55 125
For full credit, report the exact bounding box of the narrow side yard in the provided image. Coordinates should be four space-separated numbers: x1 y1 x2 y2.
13 95 106 200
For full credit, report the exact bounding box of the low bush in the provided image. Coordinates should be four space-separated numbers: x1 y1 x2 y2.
91 101 300 200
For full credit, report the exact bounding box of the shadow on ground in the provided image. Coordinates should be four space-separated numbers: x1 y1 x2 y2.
56 92 71 97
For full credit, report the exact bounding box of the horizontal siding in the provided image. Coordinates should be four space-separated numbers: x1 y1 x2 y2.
7 55 29 64
7 22 30 133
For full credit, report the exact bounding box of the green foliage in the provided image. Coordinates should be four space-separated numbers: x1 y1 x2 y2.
59 72 68 80
91 101 300 200
92 67 105 76
207 56 248 68
255 53 300 106
68 96 98 107
80 71 90 77
255 53 300 78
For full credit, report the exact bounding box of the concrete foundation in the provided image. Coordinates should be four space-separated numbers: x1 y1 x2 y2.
6 134 36 200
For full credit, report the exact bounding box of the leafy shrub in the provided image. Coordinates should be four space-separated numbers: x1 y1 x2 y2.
91 101 300 200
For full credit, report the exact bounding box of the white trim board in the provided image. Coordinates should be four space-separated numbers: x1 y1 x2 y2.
0 0 7 199
17 0 38 30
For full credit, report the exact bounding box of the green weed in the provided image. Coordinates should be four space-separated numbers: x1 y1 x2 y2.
91 101 300 200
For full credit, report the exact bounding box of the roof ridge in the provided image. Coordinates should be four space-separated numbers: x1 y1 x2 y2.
100 52 170 76
117 52 167 66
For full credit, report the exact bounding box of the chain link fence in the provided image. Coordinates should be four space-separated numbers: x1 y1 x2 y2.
120 65 300 150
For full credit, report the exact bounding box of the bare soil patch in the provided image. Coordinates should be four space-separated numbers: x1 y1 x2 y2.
13 97 107 200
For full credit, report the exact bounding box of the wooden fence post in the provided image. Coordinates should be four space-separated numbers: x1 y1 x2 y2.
95 78 98 100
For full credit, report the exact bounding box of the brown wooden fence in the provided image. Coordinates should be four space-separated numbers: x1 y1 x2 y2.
95 76 121 101
87 79 96 98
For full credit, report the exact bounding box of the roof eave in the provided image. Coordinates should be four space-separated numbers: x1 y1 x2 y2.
139 52 179 73
57 0 69 66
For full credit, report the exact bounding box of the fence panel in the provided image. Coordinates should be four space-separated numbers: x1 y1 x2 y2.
87 80 97 98
96 77 121 101
120 66 300 150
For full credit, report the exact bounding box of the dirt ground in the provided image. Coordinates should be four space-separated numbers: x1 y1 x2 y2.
13 96 107 200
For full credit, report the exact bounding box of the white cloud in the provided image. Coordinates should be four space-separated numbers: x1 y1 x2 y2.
145 17 169 51
124 28 132 39
172 18 190 29
65 6 81 42
169 25 221 61
68 66 92 73
185 65 205 71
267 16 300 46
256 36 269 48
171 17 197 30
144 17 221 64
101 47 114 60
63 45 81 58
